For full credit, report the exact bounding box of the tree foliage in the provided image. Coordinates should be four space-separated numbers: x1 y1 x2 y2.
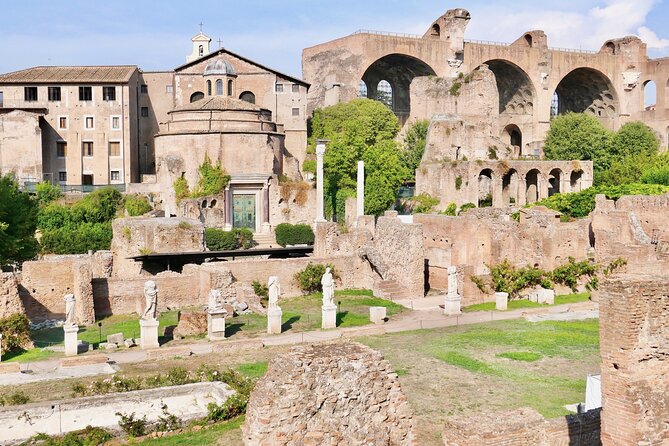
310 99 408 218
610 121 659 158
124 194 152 216
192 154 231 197
35 181 63 207
274 223 315 247
204 228 254 251
544 113 613 172
0 175 38 266
401 119 429 180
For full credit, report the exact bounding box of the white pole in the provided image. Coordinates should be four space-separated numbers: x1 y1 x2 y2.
356 160 365 219
315 141 327 222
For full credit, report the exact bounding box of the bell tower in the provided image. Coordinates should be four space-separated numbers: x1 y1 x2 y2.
187 24 212 62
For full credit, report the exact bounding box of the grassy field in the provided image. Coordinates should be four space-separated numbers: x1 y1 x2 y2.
131 416 245 446
359 317 600 446
462 292 591 312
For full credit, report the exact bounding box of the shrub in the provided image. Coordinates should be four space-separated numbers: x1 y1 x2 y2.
40 222 113 254
274 223 315 246
205 228 254 251
116 411 148 437
439 202 457 216
166 367 190 386
458 203 476 215
641 165 669 185
35 181 63 207
550 257 597 292
156 404 182 432
0 391 29 406
252 280 269 299
70 187 123 224
0 313 31 354
487 146 498 160
302 159 316 174
125 194 152 216
37 203 72 231
294 263 337 293
455 176 462 190
173 176 190 204
191 154 231 198
411 193 439 214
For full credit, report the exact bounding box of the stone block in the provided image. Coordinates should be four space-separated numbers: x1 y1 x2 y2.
107 332 124 345
124 338 136 348
443 297 462 316
145 345 192 360
538 288 555 305
139 319 160 350
59 354 108 368
0 362 21 374
267 308 282 335
208 310 226 341
173 310 208 339
105 343 118 351
369 306 387 324
321 305 337 329
495 292 508 311
63 325 79 357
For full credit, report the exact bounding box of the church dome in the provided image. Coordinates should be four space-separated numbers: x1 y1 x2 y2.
203 58 237 76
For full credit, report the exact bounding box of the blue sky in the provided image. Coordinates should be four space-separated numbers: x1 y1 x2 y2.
1 0 668 80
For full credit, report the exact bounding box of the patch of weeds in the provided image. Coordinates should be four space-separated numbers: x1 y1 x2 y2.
435 351 494 374
116 411 148 437
496 351 543 362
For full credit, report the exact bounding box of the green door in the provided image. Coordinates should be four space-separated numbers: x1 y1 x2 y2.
233 194 256 230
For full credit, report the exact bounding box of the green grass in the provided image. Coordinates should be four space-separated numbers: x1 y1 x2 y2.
436 351 494 373
30 311 179 348
496 351 543 362
135 416 244 445
236 361 268 379
3 347 57 363
463 292 591 312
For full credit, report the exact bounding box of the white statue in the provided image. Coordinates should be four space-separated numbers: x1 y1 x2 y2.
447 266 460 299
321 267 335 308
268 276 280 310
64 294 76 326
208 289 222 312
142 280 158 320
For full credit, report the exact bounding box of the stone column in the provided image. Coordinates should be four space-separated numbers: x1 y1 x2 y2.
495 292 508 311
267 307 282 334
492 177 504 208
315 141 327 222
139 319 160 349
262 185 270 234
208 310 227 341
444 266 462 315
356 160 365 221
224 187 232 231
538 175 549 200
517 176 527 207
63 325 80 356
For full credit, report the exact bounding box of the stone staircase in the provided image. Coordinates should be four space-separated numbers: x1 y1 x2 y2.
375 279 411 301
254 233 278 249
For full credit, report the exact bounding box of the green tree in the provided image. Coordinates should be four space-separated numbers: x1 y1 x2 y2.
35 181 63 207
610 121 659 158
401 119 429 181
0 175 38 265
70 187 123 224
310 99 404 218
544 113 613 172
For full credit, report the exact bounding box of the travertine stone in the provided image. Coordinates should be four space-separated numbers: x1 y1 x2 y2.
63 325 79 357
139 318 160 349
207 309 227 341
106 333 124 345
321 305 337 329
267 308 282 334
369 306 387 324
495 292 508 311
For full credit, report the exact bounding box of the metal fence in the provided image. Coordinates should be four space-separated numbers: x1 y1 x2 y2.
22 182 126 194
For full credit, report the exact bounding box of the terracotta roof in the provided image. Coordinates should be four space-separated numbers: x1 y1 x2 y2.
0 66 138 84
171 96 263 113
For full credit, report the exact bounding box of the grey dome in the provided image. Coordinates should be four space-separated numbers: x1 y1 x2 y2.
203 58 237 76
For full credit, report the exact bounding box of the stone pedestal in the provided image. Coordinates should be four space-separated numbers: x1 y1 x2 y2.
321 305 337 329
495 292 509 311
207 310 227 341
267 308 283 335
139 318 160 349
444 296 462 316
369 306 387 324
63 325 80 357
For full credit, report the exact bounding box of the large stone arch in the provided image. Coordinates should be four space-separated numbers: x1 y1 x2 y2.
477 59 536 116
553 67 618 122
361 53 437 125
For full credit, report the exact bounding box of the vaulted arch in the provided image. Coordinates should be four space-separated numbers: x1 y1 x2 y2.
477 59 535 116
553 67 618 121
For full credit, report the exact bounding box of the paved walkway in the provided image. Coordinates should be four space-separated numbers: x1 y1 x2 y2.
3 300 598 384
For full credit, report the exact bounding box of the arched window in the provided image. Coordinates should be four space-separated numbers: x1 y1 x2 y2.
431 24 440 37
198 45 204 57
206 80 212 96
239 91 255 104
227 80 233 96
215 79 223 96
376 80 393 108
358 80 368 98
644 80 657 110
190 91 204 102
604 42 616 55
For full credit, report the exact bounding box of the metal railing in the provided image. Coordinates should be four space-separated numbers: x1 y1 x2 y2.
351 29 423 39
22 182 126 194
465 38 511 47
548 46 597 54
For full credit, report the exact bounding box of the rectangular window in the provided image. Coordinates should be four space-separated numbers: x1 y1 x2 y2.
56 141 67 158
0 91 3 107
292 107 300 117
24 86 38 102
275 83 283 93
48 86 61 101
102 86 116 101
79 86 92 101
58 172 67 182
292 84 300 93
140 84 148 94
58 116 68 129
110 171 120 181
141 107 149 117
108 141 121 157
166 85 173 93
111 116 120 130
84 116 94 129
82 141 94 157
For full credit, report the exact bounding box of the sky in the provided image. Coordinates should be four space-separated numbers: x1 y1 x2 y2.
1 0 669 81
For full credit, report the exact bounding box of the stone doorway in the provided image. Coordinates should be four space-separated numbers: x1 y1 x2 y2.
233 194 256 231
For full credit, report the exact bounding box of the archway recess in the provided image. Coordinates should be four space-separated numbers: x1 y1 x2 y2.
554 68 618 121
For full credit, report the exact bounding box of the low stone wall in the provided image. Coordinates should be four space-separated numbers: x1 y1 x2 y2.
243 342 415 446
442 407 601 445
0 272 24 319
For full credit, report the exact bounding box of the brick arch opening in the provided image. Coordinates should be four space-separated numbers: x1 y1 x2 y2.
476 59 535 116
554 67 618 123
548 168 563 196
526 169 541 204
361 53 436 125
478 168 493 207
502 168 520 206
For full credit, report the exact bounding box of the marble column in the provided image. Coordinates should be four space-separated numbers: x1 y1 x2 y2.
262 185 270 233
224 187 232 231
356 160 365 221
315 141 326 222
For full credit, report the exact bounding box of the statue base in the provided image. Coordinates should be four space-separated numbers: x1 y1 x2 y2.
63 324 79 357
495 292 509 311
139 318 160 349
267 308 282 335
208 310 227 341
369 306 387 324
444 295 462 316
321 305 337 329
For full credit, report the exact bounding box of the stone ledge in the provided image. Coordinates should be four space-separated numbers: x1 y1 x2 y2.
145 345 193 360
59 354 108 368
0 362 21 374
341 325 386 338
212 338 263 352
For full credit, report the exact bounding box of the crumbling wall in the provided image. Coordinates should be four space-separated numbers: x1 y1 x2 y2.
442 407 600 445
0 272 25 319
269 178 317 227
243 342 415 446
597 274 669 445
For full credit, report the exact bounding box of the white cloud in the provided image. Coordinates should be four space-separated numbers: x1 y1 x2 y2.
637 26 669 49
